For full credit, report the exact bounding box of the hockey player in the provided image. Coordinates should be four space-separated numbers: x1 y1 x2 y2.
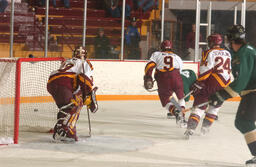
144 40 186 126
209 25 256 166
167 69 197 119
47 46 98 142
184 33 232 139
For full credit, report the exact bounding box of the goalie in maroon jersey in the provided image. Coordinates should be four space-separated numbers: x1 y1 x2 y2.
47 46 98 142
184 34 232 139
144 40 186 127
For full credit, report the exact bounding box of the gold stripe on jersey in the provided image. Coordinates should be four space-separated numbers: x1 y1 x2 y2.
78 74 93 89
145 62 156 75
201 50 209 63
86 60 94 70
212 73 231 87
158 67 174 72
198 68 212 81
198 72 211 81
48 74 76 84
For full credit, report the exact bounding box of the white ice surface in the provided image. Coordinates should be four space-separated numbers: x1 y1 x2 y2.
0 101 252 167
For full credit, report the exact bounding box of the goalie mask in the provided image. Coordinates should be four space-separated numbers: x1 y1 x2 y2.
73 46 87 60
226 24 245 43
160 40 173 51
207 34 223 48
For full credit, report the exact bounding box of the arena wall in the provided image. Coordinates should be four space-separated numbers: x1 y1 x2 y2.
91 60 199 100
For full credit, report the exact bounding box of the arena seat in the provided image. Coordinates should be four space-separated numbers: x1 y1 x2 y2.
0 25 19 33
50 26 121 37
53 0 100 9
48 17 130 27
0 34 26 43
35 7 105 18
56 36 121 46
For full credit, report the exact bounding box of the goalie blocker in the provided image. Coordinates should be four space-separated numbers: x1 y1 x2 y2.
84 87 98 113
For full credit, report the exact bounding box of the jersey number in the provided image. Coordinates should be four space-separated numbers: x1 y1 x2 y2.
58 61 74 72
163 56 173 71
215 57 231 74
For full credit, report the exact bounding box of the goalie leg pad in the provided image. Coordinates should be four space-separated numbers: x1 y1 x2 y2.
53 103 81 142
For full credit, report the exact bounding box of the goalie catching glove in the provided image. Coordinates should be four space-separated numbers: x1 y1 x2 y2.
84 87 98 113
144 75 154 90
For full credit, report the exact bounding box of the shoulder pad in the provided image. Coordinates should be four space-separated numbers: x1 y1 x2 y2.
247 45 254 50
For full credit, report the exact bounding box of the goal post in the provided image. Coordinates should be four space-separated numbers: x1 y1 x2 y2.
0 57 64 144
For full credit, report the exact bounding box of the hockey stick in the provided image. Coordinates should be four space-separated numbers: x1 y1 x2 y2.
168 90 193 111
183 90 193 100
169 96 183 112
86 106 92 137
146 88 158 92
240 89 256 96
81 58 93 137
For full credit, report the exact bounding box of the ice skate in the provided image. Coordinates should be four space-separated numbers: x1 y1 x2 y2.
184 129 194 140
53 125 78 143
201 126 210 135
176 114 187 128
246 156 256 166
53 132 76 143
174 110 187 128
167 112 176 119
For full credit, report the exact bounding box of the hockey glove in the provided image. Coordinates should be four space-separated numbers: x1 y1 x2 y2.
84 87 98 113
209 89 231 107
190 81 205 96
144 75 154 90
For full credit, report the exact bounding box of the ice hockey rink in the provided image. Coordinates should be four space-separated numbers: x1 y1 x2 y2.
0 100 252 167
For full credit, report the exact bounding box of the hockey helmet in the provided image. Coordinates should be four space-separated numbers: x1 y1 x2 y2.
73 46 87 59
207 33 223 48
160 40 173 51
226 24 245 42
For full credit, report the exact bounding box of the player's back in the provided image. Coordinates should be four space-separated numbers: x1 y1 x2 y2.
150 51 183 72
200 48 231 85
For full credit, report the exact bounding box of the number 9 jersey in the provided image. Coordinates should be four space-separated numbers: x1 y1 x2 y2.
144 50 185 109
148 51 183 73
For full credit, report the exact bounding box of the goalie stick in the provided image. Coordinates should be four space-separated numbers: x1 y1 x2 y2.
86 105 92 137
81 59 96 137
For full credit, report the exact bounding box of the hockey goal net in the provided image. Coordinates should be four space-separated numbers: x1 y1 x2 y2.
0 57 64 144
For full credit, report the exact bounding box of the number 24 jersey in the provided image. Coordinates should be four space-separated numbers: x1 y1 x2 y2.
199 48 232 87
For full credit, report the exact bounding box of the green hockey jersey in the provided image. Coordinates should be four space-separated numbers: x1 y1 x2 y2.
229 44 256 93
181 69 197 101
